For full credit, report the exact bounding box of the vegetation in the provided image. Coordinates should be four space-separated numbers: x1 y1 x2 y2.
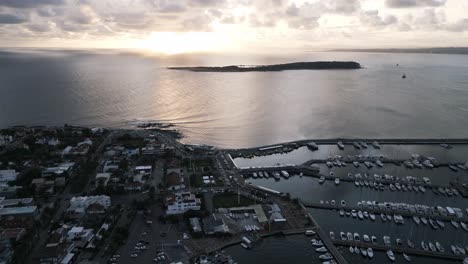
169 61 361 72
213 193 256 208
70 160 98 193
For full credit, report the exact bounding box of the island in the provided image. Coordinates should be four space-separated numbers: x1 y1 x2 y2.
168 61 361 72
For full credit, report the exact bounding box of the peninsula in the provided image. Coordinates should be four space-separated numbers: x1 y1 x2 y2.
168 61 361 72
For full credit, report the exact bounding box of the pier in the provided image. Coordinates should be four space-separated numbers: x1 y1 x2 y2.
302 202 468 222
331 239 467 261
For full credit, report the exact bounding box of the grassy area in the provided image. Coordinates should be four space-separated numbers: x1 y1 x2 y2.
213 193 255 208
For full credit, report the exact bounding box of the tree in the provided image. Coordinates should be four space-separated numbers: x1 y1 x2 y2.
149 186 156 200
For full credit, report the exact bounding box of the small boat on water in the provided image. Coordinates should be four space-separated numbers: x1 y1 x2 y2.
252 172 258 178
420 217 428 225
407 239 414 248
319 253 333 260
358 211 364 220
337 141 345 150
280 170 289 178
396 238 403 246
429 219 439 229
436 242 444 252
369 213 376 221
429 242 437 252
421 241 429 251
335 178 340 185
354 246 359 255
367 248 374 258
436 219 445 228
340 232 346 240
413 216 420 225
339 210 345 217
305 230 316 236
384 236 391 247
460 222 468 231
403 253 411 262
354 233 360 242
451 221 460 229
319 176 325 184
363 234 370 242
371 236 377 244
386 214 393 221
311 239 323 247
419 186 426 192
347 232 353 241
360 248 367 257
351 210 357 218
354 181 360 187
258 171 264 178
241 243 249 249
363 211 369 218
329 231 335 240
386 250 395 261
381 213 387 222
316 246 328 253
349 246 354 254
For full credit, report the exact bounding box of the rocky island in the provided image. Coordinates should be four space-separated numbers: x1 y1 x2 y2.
168 61 361 72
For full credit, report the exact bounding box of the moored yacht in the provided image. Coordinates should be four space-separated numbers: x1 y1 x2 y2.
367 248 374 258
386 250 395 261
403 253 411 262
319 176 325 184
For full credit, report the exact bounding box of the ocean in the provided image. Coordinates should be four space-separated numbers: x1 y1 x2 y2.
1 49 468 148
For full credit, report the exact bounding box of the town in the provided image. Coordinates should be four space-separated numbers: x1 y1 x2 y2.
1 126 468 264
0 125 319 264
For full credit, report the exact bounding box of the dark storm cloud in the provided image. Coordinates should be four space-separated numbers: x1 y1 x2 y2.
0 0 65 9
0 13 28 24
385 0 446 8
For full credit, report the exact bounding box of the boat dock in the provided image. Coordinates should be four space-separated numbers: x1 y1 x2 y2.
331 239 467 261
302 202 468 222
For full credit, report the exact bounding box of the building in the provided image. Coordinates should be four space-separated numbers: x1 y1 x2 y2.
102 160 119 173
86 203 106 214
69 196 110 210
38 242 75 264
42 162 75 178
203 214 230 235
0 135 13 146
189 217 203 233
0 197 34 208
0 206 39 219
95 173 111 187
166 192 201 215
166 170 185 191
0 170 16 183
124 182 143 192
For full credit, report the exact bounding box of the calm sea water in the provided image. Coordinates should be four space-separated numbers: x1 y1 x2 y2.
1 49 468 148
233 145 468 264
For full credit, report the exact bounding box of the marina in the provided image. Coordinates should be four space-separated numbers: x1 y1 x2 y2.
224 140 468 263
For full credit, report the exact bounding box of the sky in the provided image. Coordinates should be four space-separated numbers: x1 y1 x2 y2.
1 0 468 54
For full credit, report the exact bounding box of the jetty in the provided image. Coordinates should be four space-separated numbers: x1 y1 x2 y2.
331 239 467 261
302 202 468 222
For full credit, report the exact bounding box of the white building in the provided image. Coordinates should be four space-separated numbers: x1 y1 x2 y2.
70 195 111 210
0 170 17 182
95 173 111 187
0 135 13 146
166 192 201 215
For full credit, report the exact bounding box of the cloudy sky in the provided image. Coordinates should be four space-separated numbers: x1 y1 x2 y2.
1 0 467 54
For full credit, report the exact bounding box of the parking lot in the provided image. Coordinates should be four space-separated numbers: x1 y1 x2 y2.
113 204 190 264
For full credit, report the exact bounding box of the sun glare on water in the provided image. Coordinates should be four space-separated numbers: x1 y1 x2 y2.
138 32 229 55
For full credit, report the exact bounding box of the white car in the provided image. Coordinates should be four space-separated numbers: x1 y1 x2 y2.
183 233 189 240
130 254 138 258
